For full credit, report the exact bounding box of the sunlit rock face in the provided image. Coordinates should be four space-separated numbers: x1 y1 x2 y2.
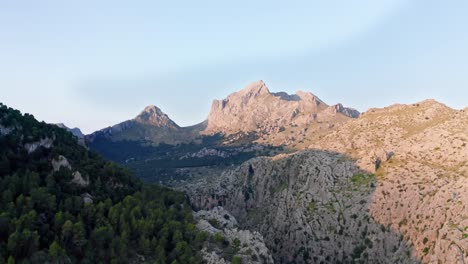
204 80 359 136
134 105 180 129
180 98 468 263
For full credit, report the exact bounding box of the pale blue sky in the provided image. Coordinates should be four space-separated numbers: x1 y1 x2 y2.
1 0 467 133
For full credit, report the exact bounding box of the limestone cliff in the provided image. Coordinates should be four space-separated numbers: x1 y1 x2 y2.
204 81 359 140
180 151 419 263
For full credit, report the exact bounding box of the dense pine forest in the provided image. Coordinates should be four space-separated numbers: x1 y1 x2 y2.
0 103 206 263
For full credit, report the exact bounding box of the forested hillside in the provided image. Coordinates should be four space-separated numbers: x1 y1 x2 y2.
0 103 205 263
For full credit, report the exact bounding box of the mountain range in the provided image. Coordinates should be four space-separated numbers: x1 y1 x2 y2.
2 80 467 263
80 80 468 263
87 80 359 148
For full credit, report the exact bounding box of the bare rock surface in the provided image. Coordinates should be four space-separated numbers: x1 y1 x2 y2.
181 151 418 263
194 206 238 229
24 137 53 153
71 171 89 187
204 81 359 144
307 100 468 263
195 206 274 264
0 124 12 136
52 155 89 187
52 155 72 171
134 105 180 129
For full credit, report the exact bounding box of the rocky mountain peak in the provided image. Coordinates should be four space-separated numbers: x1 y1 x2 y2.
204 81 359 137
239 80 270 97
134 105 179 129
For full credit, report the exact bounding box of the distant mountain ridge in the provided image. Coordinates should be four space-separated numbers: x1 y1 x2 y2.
55 123 84 139
85 80 362 183
86 104 203 146
86 80 358 147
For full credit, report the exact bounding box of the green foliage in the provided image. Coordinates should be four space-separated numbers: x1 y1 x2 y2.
0 103 205 263
89 131 282 184
48 241 68 263
423 247 430 254
272 182 288 193
350 173 375 186
213 233 226 246
351 244 366 260
307 201 317 215
232 238 241 250
208 218 221 229
231 255 242 264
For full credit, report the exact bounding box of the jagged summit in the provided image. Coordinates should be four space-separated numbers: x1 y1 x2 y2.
134 105 179 129
330 103 360 118
142 105 160 112
239 80 270 96
204 80 359 135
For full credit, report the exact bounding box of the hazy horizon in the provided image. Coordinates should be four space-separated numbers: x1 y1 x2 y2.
1 0 468 133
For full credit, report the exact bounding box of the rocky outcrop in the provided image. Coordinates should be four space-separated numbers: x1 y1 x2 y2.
81 193 93 204
0 124 12 136
195 206 238 229
52 155 89 187
204 81 358 138
201 249 228 264
52 155 72 171
24 138 53 154
182 151 418 263
329 103 360 118
71 171 89 187
195 206 274 264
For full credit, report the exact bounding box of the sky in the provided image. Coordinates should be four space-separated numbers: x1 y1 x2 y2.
1 0 467 134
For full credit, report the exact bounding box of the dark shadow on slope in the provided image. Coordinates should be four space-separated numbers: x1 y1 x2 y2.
87 132 289 184
181 149 421 264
